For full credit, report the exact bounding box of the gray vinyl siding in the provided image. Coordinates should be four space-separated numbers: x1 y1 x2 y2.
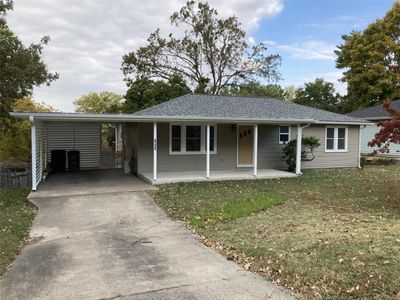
137 123 237 174
360 123 400 155
137 123 288 174
135 123 360 174
291 125 360 169
257 125 287 170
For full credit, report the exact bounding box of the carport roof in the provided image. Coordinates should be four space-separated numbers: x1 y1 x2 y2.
11 93 369 125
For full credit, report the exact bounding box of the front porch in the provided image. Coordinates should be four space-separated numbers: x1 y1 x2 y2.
140 168 297 185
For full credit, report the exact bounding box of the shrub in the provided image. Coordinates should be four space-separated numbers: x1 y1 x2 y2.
282 136 320 172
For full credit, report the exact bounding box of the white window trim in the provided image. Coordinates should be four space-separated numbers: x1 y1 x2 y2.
279 125 291 145
169 124 217 155
325 126 348 152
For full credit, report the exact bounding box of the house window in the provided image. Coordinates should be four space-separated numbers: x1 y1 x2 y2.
279 126 290 144
169 124 217 154
186 125 201 152
325 126 348 152
171 125 182 152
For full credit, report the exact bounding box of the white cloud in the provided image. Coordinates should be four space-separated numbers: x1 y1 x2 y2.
273 40 336 61
6 0 283 111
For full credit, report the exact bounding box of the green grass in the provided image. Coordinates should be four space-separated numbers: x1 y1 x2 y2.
188 194 286 228
0 189 36 277
153 165 400 300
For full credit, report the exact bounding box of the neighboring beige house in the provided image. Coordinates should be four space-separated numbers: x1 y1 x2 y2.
12 93 369 190
348 99 400 156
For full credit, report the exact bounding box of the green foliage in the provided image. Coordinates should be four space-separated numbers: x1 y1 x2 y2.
123 74 191 113
293 78 341 112
0 1 58 124
0 188 35 276
282 136 321 172
360 156 367 169
0 98 56 163
188 194 286 228
73 91 123 113
335 3 400 112
122 1 281 95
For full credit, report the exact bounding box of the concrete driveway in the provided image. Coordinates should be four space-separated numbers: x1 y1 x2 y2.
0 172 296 300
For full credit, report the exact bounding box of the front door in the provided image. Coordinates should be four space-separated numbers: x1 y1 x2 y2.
237 125 253 166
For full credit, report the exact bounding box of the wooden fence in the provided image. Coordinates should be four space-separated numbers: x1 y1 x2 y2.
0 163 31 189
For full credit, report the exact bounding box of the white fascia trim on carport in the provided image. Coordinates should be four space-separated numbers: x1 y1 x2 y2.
10 112 316 125
11 112 370 126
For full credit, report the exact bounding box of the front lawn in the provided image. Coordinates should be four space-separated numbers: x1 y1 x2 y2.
153 165 400 300
0 189 36 277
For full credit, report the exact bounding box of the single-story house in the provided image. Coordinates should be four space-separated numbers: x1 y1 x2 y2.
348 99 400 156
11 93 369 191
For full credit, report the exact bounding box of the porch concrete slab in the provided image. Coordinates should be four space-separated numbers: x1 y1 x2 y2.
141 169 297 185
0 190 297 300
29 169 156 199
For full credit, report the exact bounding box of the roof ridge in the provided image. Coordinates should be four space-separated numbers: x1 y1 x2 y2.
190 92 282 101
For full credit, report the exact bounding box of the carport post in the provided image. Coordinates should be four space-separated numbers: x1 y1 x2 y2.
206 124 210 178
153 122 157 181
30 116 37 191
253 124 258 176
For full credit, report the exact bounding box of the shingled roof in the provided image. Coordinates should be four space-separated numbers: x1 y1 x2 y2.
134 93 368 124
347 99 400 119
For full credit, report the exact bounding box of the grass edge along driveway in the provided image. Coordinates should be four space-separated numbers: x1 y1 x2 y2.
0 189 36 277
152 165 400 300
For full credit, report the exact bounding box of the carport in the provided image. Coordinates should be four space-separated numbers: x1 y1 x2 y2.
11 112 142 191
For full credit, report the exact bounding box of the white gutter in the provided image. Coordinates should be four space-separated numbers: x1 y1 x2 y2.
295 123 311 175
358 125 366 168
10 111 315 124
10 111 370 125
314 120 371 125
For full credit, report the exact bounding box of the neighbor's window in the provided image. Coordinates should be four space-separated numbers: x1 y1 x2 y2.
170 124 217 154
186 125 201 152
279 126 290 144
171 125 181 152
325 127 348 152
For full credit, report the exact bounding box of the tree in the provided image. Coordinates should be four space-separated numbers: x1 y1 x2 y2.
221 82 286 99
293 78 341 112
335 2 400 111
281 137 321 172
283 85 297 102
368 101 400 153
121 1 281 95
123 74 191 113
0 97 56 162
73 91 123 113
0 1 58 125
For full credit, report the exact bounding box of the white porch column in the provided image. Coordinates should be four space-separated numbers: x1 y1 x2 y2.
206 124 210 178
253 124 258 176
295 124 302 175
153 122 157 181
30 116 37 191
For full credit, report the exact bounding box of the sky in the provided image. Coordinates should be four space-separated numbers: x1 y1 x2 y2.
6 0 396 112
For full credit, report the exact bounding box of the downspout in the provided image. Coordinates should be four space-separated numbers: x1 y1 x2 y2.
358 125 366 169
295 123 311 175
